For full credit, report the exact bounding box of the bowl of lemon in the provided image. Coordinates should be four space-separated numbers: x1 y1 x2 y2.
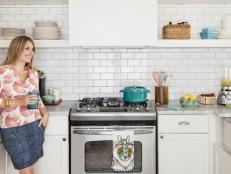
179 93 199 107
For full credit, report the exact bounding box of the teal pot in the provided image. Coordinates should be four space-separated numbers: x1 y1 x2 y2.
120 86 150 103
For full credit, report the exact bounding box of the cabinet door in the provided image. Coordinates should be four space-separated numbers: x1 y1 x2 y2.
6 158 17 174
0 143 6 174
35 135 68 174
214 144 231 174
158 134 209 174
69 0 157 46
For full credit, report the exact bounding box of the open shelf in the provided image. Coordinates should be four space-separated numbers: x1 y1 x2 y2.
0 40 69 48
1 39 231 48
156 39 231 48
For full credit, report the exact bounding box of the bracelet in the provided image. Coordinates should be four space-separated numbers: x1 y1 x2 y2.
4 98 10 107
0 99 3 107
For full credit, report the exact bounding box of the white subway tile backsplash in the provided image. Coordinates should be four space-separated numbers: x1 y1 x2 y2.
99 87 114 93
101 73 114 79
8 7 22 14
94 80 107 87
87 87 100 93
121 67 134 73
94 67 107 73
0 4 230 100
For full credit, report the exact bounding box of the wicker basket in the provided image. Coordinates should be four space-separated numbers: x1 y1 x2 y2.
163 22 191 39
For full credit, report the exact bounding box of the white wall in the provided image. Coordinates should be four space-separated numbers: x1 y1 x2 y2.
0 4 230 100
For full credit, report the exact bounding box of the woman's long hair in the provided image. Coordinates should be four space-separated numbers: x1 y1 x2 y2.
3 36 36 70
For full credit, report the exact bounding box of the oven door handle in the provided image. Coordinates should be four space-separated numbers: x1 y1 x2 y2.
73 129 154 135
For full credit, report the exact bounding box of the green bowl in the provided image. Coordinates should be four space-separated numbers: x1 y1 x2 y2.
179 98 199 107
42 95 54 103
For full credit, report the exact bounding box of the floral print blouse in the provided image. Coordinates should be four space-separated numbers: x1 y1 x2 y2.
0 65 44 129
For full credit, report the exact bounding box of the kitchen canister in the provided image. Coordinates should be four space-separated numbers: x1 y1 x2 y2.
155 86 168 105
53 89 61 102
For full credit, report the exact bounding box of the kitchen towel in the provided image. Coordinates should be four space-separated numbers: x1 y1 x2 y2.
111 130 134 172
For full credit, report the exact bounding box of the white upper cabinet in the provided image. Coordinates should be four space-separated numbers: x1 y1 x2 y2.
69 0 157 47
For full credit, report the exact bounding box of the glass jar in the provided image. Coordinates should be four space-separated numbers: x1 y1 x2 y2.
221 67 231 87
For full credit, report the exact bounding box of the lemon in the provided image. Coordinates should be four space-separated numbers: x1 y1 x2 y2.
189 95 197 101
182 95 190 100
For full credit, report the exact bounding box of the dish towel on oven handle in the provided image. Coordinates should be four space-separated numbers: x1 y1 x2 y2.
111 130 134 172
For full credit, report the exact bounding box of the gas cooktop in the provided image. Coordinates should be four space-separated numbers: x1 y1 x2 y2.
70 97 157 121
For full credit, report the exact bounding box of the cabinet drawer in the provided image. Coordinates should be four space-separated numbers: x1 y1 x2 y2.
224 118 231 150
159 115 209 133
45 115 68 136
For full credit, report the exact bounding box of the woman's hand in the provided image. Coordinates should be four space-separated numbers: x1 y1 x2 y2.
25 95 38 105
4 95 38 108
39 106 49 127
16 95 38 106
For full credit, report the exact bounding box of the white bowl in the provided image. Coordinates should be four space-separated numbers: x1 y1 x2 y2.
222 15 231 29
219 29 231 38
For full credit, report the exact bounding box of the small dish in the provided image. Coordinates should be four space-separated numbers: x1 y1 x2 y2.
179 98 199 107
199 96 216 105
200 32 218 39
42 95 54 103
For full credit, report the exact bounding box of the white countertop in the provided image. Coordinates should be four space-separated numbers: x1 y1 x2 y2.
156 100 231 117
46 100 231 117
45 100 75 116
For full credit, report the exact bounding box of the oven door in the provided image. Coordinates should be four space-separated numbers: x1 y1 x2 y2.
71 126 156 174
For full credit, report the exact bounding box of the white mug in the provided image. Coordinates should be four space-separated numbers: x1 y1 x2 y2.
53 89 61 102
47 88 53 95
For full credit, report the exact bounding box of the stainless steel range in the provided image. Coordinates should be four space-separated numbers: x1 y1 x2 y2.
69 97 157 174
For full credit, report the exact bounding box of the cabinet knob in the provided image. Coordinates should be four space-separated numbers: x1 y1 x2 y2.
160 135 164 139
178 121 190 126
62 138 66 142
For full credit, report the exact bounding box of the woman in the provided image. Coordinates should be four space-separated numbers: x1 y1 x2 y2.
0 36 49 174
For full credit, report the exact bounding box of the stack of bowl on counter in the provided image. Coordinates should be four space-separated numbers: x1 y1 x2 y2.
33 21 61 40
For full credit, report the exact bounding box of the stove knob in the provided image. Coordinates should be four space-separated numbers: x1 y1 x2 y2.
87 106 91 111
146 107 150 111
135 106 139 111
103 102 107 107
77 107 82 111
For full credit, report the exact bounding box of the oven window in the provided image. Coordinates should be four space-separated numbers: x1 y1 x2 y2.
85 141 142 173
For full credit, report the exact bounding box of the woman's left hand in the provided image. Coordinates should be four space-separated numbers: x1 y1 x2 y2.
39 111 49 127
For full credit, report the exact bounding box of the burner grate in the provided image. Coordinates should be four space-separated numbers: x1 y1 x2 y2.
75 97 151 112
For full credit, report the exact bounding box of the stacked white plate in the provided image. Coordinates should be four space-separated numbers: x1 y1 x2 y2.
219 15 231 39
33 21 61 40
1 28 25 39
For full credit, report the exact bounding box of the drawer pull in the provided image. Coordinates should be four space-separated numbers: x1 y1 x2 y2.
178 121 190 126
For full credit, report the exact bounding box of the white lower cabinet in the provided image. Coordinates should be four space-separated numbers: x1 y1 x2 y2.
158 134 209 174
1 113 69 174
6 135 68 174
7 157 17 174
35 135 68 174
0 143 7 174
158 115 210 174
214 144 231 174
